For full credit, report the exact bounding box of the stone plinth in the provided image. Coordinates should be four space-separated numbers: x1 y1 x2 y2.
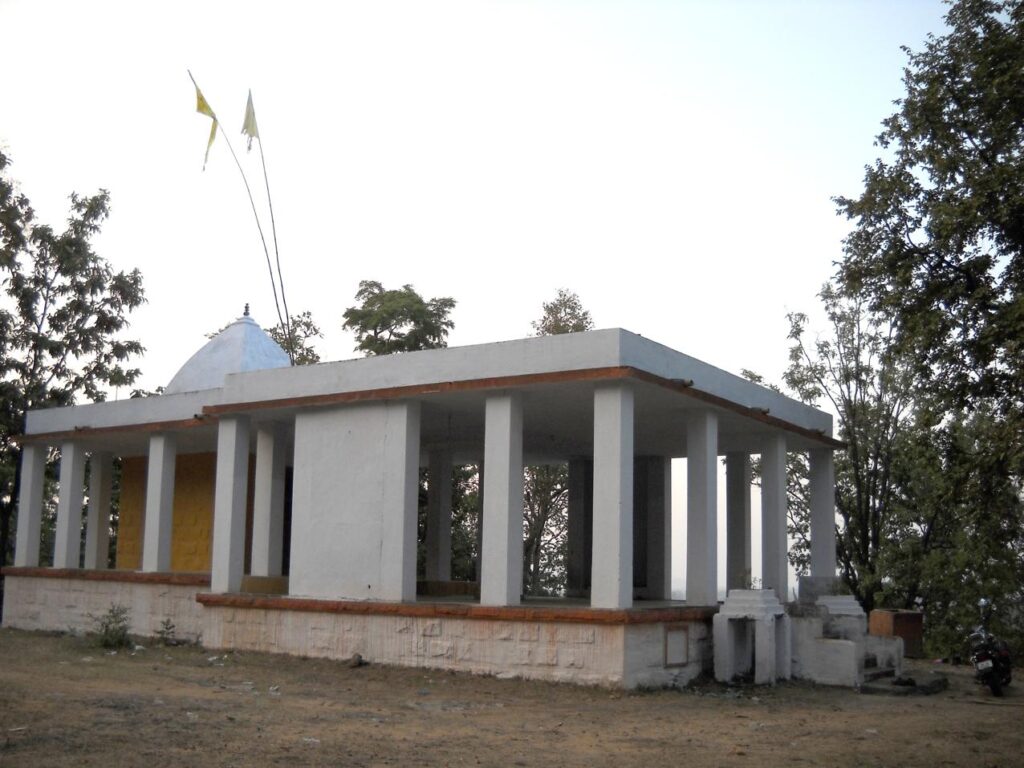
1 568 208 641
198 593 714 689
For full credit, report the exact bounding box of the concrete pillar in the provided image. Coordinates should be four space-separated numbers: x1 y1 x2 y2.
142 433 177 573
211 417 250 593
809 449 837 578
84 452 113 569
645 456 672 600
754 616 779 684
425 448 453 582
14 443 47 567
378 401 421 602
761 433 789 602
480 394 524 606
591 384 634 610
686 411 718 606
53 441 86 569
725 452 752 592
251 423 287 577
566 458 593 596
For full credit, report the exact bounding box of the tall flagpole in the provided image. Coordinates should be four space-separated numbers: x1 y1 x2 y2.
188 71 287 336
251 97 292 355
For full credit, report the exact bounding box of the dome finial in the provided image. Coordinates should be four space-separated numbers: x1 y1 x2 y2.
243 303 250 317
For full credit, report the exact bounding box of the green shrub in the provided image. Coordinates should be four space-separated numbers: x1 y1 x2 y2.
92 603 132 649
155 618 176 645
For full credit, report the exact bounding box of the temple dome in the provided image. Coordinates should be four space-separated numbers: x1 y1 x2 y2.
165 312 290 394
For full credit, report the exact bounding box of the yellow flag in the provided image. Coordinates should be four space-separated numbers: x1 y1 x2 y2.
241 90 259 152
194 85 218 170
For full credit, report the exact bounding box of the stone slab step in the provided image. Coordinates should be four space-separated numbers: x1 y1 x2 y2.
863 665 891 682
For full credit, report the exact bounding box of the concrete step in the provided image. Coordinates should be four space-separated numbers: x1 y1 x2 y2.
864 666 894 682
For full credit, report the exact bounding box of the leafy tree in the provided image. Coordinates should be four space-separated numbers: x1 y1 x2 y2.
522 289 593 595
879 406 1023 654
782 285 916 611
833 0 1024 651
531 288 593 336
837 0 1024 432
0 150 145 571
448 466 481 581
522 468 569 595
268 310 322 365
342 280 455 355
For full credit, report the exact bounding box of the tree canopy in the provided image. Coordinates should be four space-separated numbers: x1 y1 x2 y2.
781 287 915 611
531 288 594 336
342 280 455 356
0 150 145 568
788 0 1024 652
837 0 1024 419
268 310 322 365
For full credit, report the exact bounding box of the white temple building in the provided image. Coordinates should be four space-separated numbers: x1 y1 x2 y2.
2 313 900 687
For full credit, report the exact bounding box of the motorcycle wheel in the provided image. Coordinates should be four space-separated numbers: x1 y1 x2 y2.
988 678 1003 697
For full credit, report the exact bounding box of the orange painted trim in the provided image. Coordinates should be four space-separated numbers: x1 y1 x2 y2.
629 369 847 449
196 592 717 625
18 417 211 445
201 367 637 416
15 368 843 450
203 365 844 449
1 566 211 587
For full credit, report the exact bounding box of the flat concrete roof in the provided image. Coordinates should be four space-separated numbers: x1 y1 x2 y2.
23 329 837 458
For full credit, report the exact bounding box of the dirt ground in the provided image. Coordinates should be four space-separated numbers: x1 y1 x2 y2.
0 628 1020 768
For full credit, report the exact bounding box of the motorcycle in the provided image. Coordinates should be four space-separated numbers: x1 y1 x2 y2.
968 598 1013 697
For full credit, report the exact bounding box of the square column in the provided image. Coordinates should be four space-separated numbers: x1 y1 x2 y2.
142 433 177 572
566 458 593 597
378 401 421 602
212 416 250 593
644 456 672 600
480 393 524 606
53 441 86 569
809 449 837 578
761 433 789 602
725 452 752 592
591 384 634 609
686 411 718 606
251 423 287 577
425 448 453 582
14 444 47 567
84 451 113 569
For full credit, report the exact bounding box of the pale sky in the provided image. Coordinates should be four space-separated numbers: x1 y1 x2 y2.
2 0 949 594
2 0 948 393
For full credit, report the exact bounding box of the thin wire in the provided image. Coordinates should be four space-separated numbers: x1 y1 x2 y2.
188 71 285 334
257 131 293 359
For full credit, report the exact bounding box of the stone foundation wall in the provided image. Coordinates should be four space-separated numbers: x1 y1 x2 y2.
202 604 711 688
2 573 207 641
1 570 712 689
203 604 626 684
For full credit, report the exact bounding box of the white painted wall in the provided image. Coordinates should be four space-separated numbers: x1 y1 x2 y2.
289 401 420 601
